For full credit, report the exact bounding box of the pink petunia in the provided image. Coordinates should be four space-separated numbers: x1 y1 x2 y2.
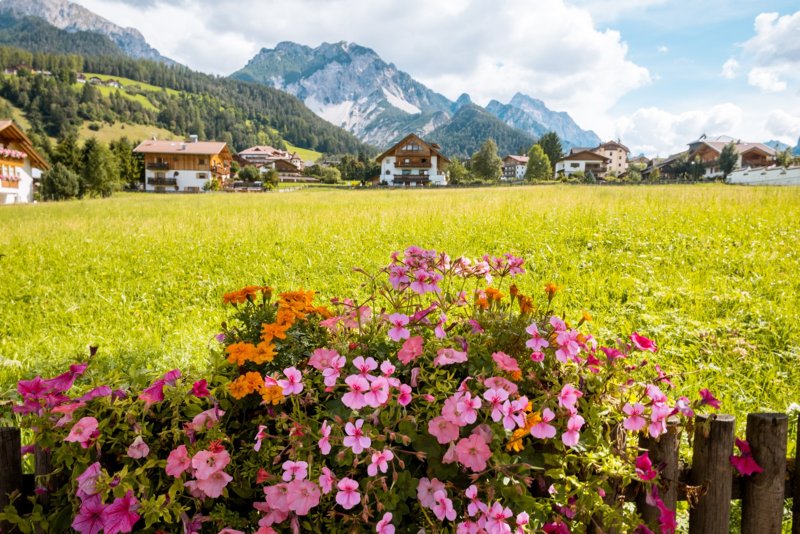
558 384 583 411
623 402 648 432
455 434 492 472
483 387 510 422
319 420 332 455
189 407 225 432
71 494 106 534
432 490 456 522
165 445 191 477
319 466 335 494
530 351 545 363
335 477 361 510
102 490 140 534
397 383 413 406
367 449 394 476
530 408 557 439
163 369 182 386
282 460 308 482
138 379 166 406
376 512 395 534
286 479 320 515
309 348 340 371
254 425 268 452
195 470 233 499
65 417 99 448
483 376 518 395
387 313 411 342
343 419 371 454
434 347 468 366
342 374 369 410
730 438 763 476
631 332 657 352
561 413 585 447
428 416 461 444
191 380 210 398
492 351 520 372
126 436 149 459
417 477 445 509
397 336 423 365
365 376 390 407
277 367 304 396
76 462 103 500
635 452 658 481
699 388 721 410
485 502 513 533
192 449 231 480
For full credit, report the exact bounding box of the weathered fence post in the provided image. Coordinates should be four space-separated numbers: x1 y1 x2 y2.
741 412 788 534
0 427 23 533
636 423 679 529
688 413 735 534
34 445 54 512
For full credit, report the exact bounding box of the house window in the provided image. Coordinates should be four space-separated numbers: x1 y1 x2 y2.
385 169 390 175
198 173 207 179
404 158 410 163
402 144 421 151
570 163 580 168
421 158 427 163
155 172 166 179
402 170 411 175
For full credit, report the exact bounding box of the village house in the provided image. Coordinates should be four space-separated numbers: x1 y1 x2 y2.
238 145 304 169
502 155 528 180
687 135 776 179
0 120 50 204
376 133 449 186
134 136 232 193
554 149 610 179
592 141 630 175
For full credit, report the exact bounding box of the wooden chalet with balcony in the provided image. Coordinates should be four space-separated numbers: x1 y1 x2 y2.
376 134 449 186
0 120 49 204
687 135 776 179
555 149 610 179
134 137 232 193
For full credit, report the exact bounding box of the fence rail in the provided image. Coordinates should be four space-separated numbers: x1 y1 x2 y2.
1 412 799 532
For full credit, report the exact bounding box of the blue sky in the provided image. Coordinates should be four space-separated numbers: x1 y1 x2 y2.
77 0 800 156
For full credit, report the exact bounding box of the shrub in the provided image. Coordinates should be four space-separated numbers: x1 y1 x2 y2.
3 248 723 533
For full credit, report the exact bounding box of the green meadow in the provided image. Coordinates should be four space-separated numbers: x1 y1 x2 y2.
1 185 799 426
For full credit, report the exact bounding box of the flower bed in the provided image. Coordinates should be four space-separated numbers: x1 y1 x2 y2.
4 247 727 533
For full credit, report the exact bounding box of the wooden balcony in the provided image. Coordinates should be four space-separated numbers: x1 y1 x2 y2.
147 162 170 170
395 161 432 169
148 178 177 186
393 174 430 185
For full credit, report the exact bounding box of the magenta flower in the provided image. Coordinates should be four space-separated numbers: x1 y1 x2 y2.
432 490 456 521
342 374 369 409
558 384 583 411
455 434 492 472
562 413 585 447
417 477 445 508
434 347 468 366
286 479 320 515
531 408 557 439
138 379 165 405
335 477 361 509
281 460 308 482
530 351 545 363
730 438 763 475
65 417 99 448
163 369 181 385
78 386 113 402
428 416 461 444
398 336 423 365
126 436 149 459
319 420 332 455
631 332 657 352
376 512 395 534
343 419 371 454
196 469 233 498
191 380 210 398
387 313 411 342
166 445 191 477
277 367 303 396
367 449 394 476
319 466 335 494
623 402 647 432
102 490 140 534
699 388 721 410
76 462 103 500
635 452 658 481
397 384 413 406
71 494 106 534
492 351 520 372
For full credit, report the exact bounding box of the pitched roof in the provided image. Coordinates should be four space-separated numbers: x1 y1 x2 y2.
504 155 529 164
0 120 50 170
134 139 230 156
597 140 630 153
239 145 290 156
559 150 610 163
689 139 776 157
376 133 450 164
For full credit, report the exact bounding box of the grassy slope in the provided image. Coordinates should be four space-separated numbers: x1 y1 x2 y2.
283 141 322 163
1 185 799 426
77 122 178 144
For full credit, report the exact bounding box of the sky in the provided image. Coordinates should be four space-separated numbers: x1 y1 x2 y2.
73 0 800 157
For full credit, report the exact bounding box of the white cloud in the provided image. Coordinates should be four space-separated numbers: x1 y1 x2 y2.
568 0 669 23
614 104 744 156
747 67 787 92
657 45 669 53
721 58 739 79
732 10 800 93
74 0 649 139
765 110 800 140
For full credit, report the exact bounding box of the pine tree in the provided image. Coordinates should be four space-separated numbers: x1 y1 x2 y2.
536 132 563 173
80 137 121 198
470 139 502 182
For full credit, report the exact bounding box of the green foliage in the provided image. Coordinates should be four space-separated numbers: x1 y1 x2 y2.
306 164 342 184
524 144 552 181
109 137 142 189
719 142 738 178
79 137 121 197
39 162 80 200
446 158 470 184
776 148 793 168
428 104 535 158
336 153 379 183
471 139 503 182
236 165 260 182
263 168 280 189
536 132 563 172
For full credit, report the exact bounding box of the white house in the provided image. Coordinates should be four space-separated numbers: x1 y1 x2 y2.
376 133 449 186
593 141 630 175
134 138 232 193
502 155 528 180
555 150 610 179
0 120 49 204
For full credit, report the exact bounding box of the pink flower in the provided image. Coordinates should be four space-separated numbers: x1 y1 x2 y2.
376 512 395 534
76 462 103 499
484 376 518 395
397 384 412 406
631 332 657 352
398 336 423 364
428 416 461 444
485 502 513 533
456 392 481 424
501 396 529 431
319 466 335 494
558 384 583 411
322 355 346 387
492 351 520 372
254 425 268 452
65 417 99 448
138 379 165 405
195 469 233 498
417 477 445 508
189 408 225 432
555 329 581 363
531 408 557 439
465 485 486 517
353 356 378 376
71 494 106 534
287 479 320 515
525 323 550 350
483 387 510 422
191 380 210 397
309 348 340 371
365 376 390 407
282 460 308 482
730 438 763 476
562 413 585 447
455 434 491 472
623 402 647 432
102 490 140 534
192 449 231 480
126 436 149 459
648 402 672 438
635 452 658 481
434 347 468 366
432 490 456 521
335 477 361 509
515 512 530 534
342 374 369 409
387 313 410 342
319 420 332 455
166 445 191 477
277 367 303 396
343 419 371 454
699 388 721 410
367 449 394 476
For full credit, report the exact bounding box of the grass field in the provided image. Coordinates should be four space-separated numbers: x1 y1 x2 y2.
77 122 179 144
1 185 799 427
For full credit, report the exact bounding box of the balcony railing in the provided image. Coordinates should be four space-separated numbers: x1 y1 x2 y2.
149 178 177 186
395 161 432 168
393 174 430 184
147 162 170 170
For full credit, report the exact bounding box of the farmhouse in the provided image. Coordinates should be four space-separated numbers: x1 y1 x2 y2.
687 135 776 179
0 120 50 204
555 149 610 179
502 155 528 180
134 137 232 193
376 133 449 186
593 141 630 175
238 145 304 169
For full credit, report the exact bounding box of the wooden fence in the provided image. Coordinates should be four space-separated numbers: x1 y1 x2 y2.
1 412 798 533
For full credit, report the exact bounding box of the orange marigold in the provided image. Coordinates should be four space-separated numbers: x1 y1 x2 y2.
518 295 534 314
544 282 560 299
251 341 276 364
223 285 271 305
261 322 290 343
226 342 258 366
261 384 284 405
485 287 504 302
